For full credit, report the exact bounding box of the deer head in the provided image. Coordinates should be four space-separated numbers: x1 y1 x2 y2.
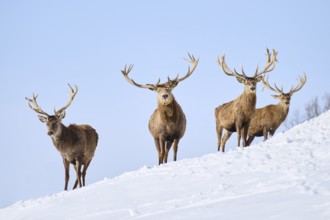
217 49 278 94
121 54 199 106
25 84 78 136
262 73 307 107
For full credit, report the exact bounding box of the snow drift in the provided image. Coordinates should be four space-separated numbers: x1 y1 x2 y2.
1 111 330 220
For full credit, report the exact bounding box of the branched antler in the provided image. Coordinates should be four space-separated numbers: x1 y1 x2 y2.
290 73 307 95
25 93 50 116
262 75 284 94
217 54 247 80
121 64 160 90
176 53 199 82
218 49 278 79
121 53 199 90
54 84 78 115
253 49 278 77
262 73 307 95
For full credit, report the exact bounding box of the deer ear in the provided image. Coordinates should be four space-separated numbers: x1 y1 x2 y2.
236 77 245 84
272 94 280 99
56 111 66 119
60 111 66 119
169 82 178 89
256 76 263 82
38 115 48 123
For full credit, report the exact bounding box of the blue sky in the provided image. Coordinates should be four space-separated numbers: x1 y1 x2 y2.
1 0 329 208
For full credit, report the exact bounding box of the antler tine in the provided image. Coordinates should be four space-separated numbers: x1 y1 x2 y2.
25 93 49 116
254 48 278 77
121 64 157 90
241 66 247 78
55 84 78 115
167 74 179 83
254 64 259 76
217 54 246 80
274 83 284 93
155 78 161 86
121 64 134 75
266 48 271 63
121 64 140 87
261 75 283 94
290 73 307 95
175 53 199 83
184 53 193 63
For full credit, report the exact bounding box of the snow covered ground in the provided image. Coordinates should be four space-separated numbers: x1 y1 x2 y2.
1 111 330 220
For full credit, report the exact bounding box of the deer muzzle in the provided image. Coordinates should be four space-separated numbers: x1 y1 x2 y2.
162 94 169 100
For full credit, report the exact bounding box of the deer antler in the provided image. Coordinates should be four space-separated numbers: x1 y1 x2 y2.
262 73 307 95
171 54 199 82
253 49 278 77
262 75 284 94
217 54 247 80
25 93 50 116
289 73 307 95
122 54 199 90
121 64 160 90
165 53 199 88
218 49 278 80
55 84 78 115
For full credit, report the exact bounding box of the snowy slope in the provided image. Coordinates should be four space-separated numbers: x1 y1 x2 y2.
1 112 330 220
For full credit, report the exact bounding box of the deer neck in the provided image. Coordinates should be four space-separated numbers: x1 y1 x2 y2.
241 92 257 114
51 123 66 150
276 102 290 120
158 98 179 124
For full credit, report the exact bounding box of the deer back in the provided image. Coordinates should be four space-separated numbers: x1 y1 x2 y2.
68 124 98 155
248 73 307 137
248 104 289 136
51 124 97 162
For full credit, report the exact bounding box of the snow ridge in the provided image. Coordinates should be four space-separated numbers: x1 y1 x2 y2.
1 111 330 220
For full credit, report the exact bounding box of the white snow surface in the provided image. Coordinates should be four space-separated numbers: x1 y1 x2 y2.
2 112 330 220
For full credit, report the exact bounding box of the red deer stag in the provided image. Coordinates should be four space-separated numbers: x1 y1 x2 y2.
121 54 199 165
215 49 278 152
246 73 307 145
25 84 98 190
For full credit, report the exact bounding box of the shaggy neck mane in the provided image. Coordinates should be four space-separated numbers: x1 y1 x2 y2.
158 98 179 124
51 124 68 150
241 92 256 108
277 103 290 120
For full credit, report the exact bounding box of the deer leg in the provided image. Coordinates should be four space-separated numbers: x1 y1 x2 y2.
160 139 166 164
242 123 249 147
157 137 166 165
77 161 82 188
81 160 91 187
216 124 223 152
164 141 173 163
246 135 255 146
172 139 179 161
73 158 82 189
236 122 242 147
269 130 275 139
63 158 70 191
221 131 232 152
73 163 78 189
263 127 268 141
153 138 162 165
